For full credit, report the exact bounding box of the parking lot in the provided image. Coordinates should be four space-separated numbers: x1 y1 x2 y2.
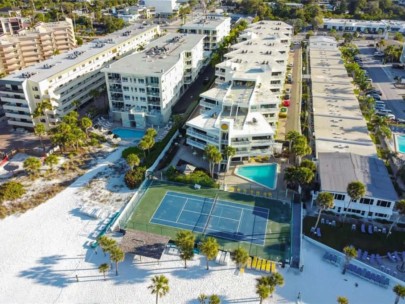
354 40 405 120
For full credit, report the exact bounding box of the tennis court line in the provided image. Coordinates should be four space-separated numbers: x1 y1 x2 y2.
150 217 266 245
165 192 269 215
175 198 188 223
181 209 240 223
165 191 270 214
236 209 244 234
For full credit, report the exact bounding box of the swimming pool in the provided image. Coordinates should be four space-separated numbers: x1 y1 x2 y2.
396 134 405 153
112 128 145 139
234 163 278 190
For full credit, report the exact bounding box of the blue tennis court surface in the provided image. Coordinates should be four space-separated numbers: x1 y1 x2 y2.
150 191 269 245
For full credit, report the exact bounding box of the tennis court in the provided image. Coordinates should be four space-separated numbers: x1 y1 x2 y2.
150 191 269 245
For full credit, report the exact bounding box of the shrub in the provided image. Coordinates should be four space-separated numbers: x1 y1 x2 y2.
279 112 287 118
122 146 143 159
0 181 25 202
89 132 107 143
124 167 146 189
166 167 218 188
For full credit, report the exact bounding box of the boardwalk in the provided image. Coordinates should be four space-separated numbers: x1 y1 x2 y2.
290 193 302 269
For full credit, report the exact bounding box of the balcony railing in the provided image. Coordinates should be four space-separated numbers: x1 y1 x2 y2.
187 129 218 144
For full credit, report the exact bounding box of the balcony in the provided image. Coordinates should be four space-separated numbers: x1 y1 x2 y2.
108 77 121 83
3 104 30 112
0 96 26 103
6 112 31 119
187 129 218 145
7 120 34 128
187 138 207 150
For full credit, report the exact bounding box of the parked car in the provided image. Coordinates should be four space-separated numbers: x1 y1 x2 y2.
367 94 381 100
285 88 291 94
392 63 404 69
366 89 382 96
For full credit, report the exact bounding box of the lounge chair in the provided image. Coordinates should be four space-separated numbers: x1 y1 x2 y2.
266 260 271 273
394 251 402 262
357 249 362 259
256 259 262 271
261 260 267 271
321 218 325 224
368 225 373 234
310 227 315 233
317 227 322 237
215 251 222 264
382 227 387 234
252 257 258 268
271 262 277 273
247 257 252 269
361 223 366 233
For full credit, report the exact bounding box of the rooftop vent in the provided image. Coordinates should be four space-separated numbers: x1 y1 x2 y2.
21 72 36 78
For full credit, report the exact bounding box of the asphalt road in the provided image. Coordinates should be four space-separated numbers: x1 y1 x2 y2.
355 40 405 120
285 46 302 134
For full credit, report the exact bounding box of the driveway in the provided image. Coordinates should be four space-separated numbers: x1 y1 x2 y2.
355 40 405 120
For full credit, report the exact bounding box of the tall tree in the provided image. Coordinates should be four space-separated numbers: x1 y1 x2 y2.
98 263 110 280
109 246 125 276
314 192 334 230
208 294 221 304
146 127 158 138
175 230 195 268
148 275 169 304
199 237 219 270
204 144 221 177
34 123 47 152
393 284 405 304
285 130 301 151
342 246 357 274
231 247 249 269
198 294 208 304
80 117 93 138
33 99 53 121
256 273 284 304
223 145 236 172
344 181 366 222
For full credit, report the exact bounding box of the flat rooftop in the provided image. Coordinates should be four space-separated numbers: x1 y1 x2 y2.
323 18 405 27
318 152 398 201
104 33 205 75
309 37 377 157
1 23 160 83
181 16 230 29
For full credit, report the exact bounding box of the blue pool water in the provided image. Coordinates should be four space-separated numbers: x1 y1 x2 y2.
112 128 145 139
397 135 405 153
235 164 278 190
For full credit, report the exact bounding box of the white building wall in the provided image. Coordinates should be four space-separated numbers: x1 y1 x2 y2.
144 0 176 14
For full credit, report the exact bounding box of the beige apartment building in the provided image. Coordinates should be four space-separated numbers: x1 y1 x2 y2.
0 18 76 75
0 16 31 35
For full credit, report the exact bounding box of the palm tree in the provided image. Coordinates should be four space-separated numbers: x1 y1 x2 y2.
256 273 284 304
337 296 349 304
371 115 392 139
44 154 59 172
292 136 312 164
98 263 109 280
80 117 93 138
175 230 195 268
34 123 47 152
109 246 125 276
138 139 149 158
314 192 334 230
223 146 236 172
199 237 219 270
284 166 314 193
126 153 140 169
33 99 53 121
285 131 301 151
343 181 366 222
204 144 221 177
23 157 42 177
146 128 157 138
198 294 208 304
208 294 221 304
148 275 169 304
342 246 357 274
72 99 81 111
393 284 405 304
98 236 117 256
388 200 405 237
231 247 249 269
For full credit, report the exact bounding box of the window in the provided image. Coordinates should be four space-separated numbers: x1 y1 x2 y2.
359 198 373 205
376 200 391 208
122 77 128 82
124 95 130 100
334 194 345 201
139 88 145 93
140 97 146 101
375 213 387 218
270 80 281 85
123 86 129 91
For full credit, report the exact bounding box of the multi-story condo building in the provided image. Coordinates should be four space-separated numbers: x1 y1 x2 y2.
0 18 76 75
180 16 231 51
0 16 31 35
323 18 405 34
0 24 160 129
309 36 397 220
186 21 292 163
144 0 179 15
102 33 205 128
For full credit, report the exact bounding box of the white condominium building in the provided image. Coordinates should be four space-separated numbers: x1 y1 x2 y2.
0 24 160 129
103 33 205 128
180 16 231 51
144 0 179 14
322 18 405 34
0 16 31 35
186 21 292 161
0 18 76 75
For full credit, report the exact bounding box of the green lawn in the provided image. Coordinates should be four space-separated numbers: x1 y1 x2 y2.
126 180 291 261
304 216 405 254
